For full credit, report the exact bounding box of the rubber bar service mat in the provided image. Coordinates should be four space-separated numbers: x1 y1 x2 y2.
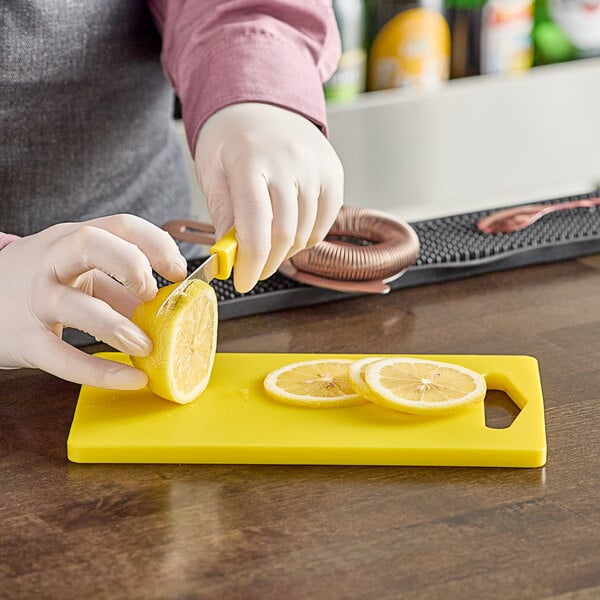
156 192 600 320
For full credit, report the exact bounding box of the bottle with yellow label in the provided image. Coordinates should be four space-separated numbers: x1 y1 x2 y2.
367 0 451 92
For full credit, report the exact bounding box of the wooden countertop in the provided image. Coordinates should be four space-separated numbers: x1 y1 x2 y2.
2 256 599 600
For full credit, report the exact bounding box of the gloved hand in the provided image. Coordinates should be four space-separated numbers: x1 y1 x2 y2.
195 102 344 293
0 214 187 389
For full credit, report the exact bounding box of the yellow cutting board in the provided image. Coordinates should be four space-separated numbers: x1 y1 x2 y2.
67 353 547 467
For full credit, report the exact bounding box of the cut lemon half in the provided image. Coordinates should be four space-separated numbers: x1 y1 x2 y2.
263 359 368 408
348 356 382 399
364 357 486 415
130 280 218 404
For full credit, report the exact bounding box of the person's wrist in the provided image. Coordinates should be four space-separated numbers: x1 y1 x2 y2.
0 233 20 251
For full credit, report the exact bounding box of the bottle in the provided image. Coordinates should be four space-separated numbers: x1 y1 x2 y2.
480 0 534 74
324 0 367 102
534 0 600 65
447 0 533 77
446 0 486 78
366 0 451 92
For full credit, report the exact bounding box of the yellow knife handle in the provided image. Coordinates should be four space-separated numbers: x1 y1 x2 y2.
210 228 238 279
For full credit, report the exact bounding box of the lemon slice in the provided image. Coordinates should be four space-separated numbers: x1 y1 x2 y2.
348 356 382 399
130 280 218 404
263 359 368 408
364 357 486 415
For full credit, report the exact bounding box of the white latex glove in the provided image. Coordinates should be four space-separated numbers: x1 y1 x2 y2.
195 102 344 293
0 214 188 389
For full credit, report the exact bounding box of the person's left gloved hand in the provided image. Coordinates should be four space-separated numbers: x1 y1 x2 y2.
194 102 344 293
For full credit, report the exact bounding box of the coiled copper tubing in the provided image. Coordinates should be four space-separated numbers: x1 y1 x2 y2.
163 206 420 294
283 206 420 293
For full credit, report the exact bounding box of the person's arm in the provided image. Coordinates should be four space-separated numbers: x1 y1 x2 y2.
148 0 341 150
147 1 344 293
0 233 20 250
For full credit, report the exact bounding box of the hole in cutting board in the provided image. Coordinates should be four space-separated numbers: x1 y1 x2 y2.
484 389 521 429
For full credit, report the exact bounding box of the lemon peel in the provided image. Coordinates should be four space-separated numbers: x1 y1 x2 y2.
348 356 383 400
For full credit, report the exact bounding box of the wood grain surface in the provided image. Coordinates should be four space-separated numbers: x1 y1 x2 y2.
1 256 599 600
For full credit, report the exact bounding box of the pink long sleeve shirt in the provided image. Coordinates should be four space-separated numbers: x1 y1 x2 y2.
0 234 20 251
149 0 341 151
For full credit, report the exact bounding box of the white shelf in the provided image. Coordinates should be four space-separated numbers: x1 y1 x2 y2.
327 58 600 221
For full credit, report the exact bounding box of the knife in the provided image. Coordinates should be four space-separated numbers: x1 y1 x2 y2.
155 228 238 316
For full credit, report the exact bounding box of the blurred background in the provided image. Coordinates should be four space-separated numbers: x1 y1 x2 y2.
178 0 600 224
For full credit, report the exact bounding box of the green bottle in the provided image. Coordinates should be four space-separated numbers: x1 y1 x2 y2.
446 0 487 78
324 0 367 102
534 0 600 65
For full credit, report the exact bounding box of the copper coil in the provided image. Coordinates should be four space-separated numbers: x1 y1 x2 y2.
290 206 420 282
163 206 420 295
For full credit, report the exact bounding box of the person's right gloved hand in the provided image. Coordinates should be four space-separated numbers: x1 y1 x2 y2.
194 102 344 293
0 214 188 389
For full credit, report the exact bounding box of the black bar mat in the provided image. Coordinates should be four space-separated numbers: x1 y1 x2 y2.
155 191 600 320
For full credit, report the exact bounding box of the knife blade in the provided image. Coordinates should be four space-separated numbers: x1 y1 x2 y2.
155 227 238 316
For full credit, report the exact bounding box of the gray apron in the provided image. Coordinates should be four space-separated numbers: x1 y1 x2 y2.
1 1 195 346
1 0 192 233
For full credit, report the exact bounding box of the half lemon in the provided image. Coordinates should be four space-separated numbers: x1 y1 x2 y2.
130 280 218 404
